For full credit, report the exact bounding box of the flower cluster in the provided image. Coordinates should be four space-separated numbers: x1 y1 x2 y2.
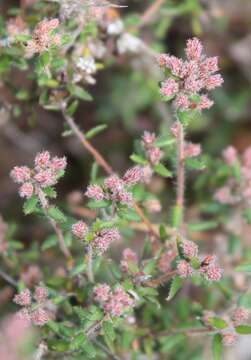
203 307 249 346
14 287 49 326
85 166 143 206
158 37 223 111
72 221 121 255
10 151 67 199
94 284 134 317
25 18 61 57
214 145 251 207
176 239 222 282
120 248 138 273
141 131 164 166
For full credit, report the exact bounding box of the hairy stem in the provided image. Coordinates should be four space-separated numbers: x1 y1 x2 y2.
87 244 94 283
61 107 160 242
140 0 166 27
0 268 18 287
36 186 72 259
175 122 185 228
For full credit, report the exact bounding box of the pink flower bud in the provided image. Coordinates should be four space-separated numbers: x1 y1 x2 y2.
35 151 51 169
198 95 214 110
72 221 88 239
205 74 224 90
174 94 190 111
31 308 49 326
34 169 56 187
123 166 143 186
94 284 111 302
160 78 179 97
181 239 198 259
185 37 203 61
184 143 201 158
177 260 194 278
171 121 182 138
10 166 31 184
93 228 121 254
223 146 238 166
34 287 48 303
148 147 163 165
232 307 249 326
222 332 238 346
120 248 138 272
205 265 223 282
104 175 124 193
19 182 34 199
141 131 156 147
85 184 104 201
14 289 31 307
51 156 67 171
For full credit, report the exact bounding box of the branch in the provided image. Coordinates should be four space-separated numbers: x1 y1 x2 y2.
36 186 72 259
61 107 161 242
143 270 177 287
0 269 18 287
139 0 166 27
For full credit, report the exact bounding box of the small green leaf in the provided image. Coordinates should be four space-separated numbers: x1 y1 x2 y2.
23 195 39 215
153 163 172 178
212 334 223 360
130 154 147 165
186 158 206 170
66 100 79 116
42 235 58 251
188 221 218 232
155 138 175 148
43 187 57 199
48 207 67 223
208 317 228 329
102 321 115 351
68 84 93 101
159 224 168 241
85 124 108 139
235 325 251 334
70 332 87 350
235 264 251 273
166 276 184 301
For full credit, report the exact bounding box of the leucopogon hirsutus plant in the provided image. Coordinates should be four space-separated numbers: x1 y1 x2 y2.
0 1 251 360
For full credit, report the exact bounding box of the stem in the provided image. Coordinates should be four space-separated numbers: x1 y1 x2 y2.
63 110 113 175
140 0 166 27
36 186 72 259
143 270 177 287
87 244 94 283
175 123 185 228
0 268 18 287
61 108 160 242
93 339 123 360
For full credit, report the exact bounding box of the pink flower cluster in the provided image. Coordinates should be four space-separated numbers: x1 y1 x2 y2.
85 166 143 206
215 145 251 207
71 221 121 255
13 287 50 326
120 248 138 273
158 37 223 111
94 284 134 317
176 239 222 282
25 18 61 57
141 131 164 166
202 307 249 346
92 227 121 254
10 151 67 199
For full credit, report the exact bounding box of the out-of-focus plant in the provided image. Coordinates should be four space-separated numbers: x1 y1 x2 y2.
0 1 251 360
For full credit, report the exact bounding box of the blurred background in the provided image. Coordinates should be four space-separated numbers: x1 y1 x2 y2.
0 1 251 358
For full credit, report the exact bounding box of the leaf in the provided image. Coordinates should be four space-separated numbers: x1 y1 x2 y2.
66 100 79 116
166 276 184 301
155 138 175 148
70 261 86 277
68 84 93 101
23 195 39 215
48 207 67 223
235 325 251 334
43 187 57 199
159 224 168 241
235 264 251 273
70 332 87 350
208 317 228 329
186 157 206 171
130 154 147 165
42 235 58 251
85 124 108 139
188 221 218 232
212 334 223 360
153 163 172 178
102 321 115 351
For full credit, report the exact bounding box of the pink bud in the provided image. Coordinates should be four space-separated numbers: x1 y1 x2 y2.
19 182 34 199
177 260 194 278
222 146 238 166
85 184 104 201
14 289 31 307
72 221 88 239
34 287 48 303
185 37 203 61
10 166 31 184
